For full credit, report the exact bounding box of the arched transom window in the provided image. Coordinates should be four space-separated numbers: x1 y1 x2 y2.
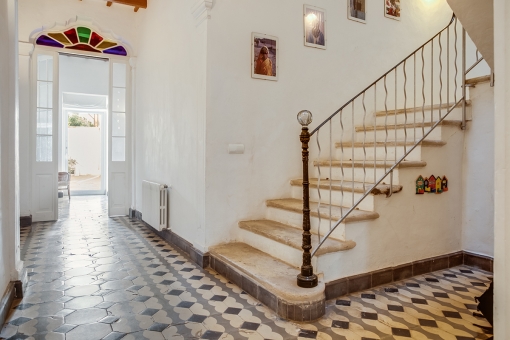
35 27 128 56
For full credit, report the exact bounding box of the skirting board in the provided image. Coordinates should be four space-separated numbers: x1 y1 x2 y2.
20 215 32 228
130 210 209 268
0 282 15 327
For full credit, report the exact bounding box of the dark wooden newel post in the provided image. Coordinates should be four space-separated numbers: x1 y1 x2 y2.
296 110 318 288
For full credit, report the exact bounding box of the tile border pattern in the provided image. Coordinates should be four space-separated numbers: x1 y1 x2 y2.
131 210 210 268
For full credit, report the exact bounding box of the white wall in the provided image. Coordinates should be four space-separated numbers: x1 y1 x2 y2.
0 0 22 296
134 0 207 251
17 0 135 216
68 127 102 176
462 82 494 257
493 0 510 335
203 0 453 248
59 54 109 96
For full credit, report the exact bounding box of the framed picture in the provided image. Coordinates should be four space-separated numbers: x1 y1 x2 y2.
385 0 401 20
252 32 278 81
348 0 366 23
304 5 326 49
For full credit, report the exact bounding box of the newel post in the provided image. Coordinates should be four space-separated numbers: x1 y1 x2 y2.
296 110 318 288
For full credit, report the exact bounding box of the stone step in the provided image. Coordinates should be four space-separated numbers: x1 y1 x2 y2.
374 100 470 117
239 220 355 268
209 242 326 321
334 140 445 162
290 179 402 211
356 120 462 132
352 121 459 143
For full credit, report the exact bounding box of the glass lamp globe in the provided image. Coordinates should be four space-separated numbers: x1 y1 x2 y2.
297 110 313 126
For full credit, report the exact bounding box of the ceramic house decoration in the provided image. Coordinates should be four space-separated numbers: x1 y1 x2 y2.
416 175 425 194
442 176 449 192
424 177 430 192
436 176 443 194
428 175 436 193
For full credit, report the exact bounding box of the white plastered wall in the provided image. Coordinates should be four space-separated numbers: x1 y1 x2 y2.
17 0 137 216
461 82 494 257
493 0 510 335
203 0 453 248
133 0 208 251
0 0 22 296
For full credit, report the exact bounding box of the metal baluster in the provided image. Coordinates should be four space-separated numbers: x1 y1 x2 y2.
351 101 355 208
394 69 398 165
404 60 408 155
447 26 450 109
339 111 344 217
422 47 426 136
384 75 388 173
462 28 466 130
454 18 458 103
439 32 443 119
431 38 434 124
316 131 322 242
362 92 367 192
329 120 332 232
414 53 416 144
374 84 377 185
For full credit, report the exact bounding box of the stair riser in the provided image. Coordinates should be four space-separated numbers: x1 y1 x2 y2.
336 145 423 161
290 185 375 211
374 106 464 125
238 228 315 269
265 207 346 241
312 166 401 184
355 125 443 142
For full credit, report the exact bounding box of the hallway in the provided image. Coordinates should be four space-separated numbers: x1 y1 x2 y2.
1 197 492 340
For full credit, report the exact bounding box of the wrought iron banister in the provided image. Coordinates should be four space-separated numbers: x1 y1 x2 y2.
296 14 488 288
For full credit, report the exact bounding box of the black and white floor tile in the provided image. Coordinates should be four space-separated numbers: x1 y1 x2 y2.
1 196 493 340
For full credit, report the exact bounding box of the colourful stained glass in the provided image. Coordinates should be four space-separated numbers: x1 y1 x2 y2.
96 41 117 50
35 26 128 57
48 33 71 46
77 27 92 43
66 44 101 53
89 32 103 47
64 29 78 44
36 35 64 48
103 46 127 56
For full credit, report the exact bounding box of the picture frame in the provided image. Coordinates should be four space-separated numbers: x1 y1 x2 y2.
348 0 366 24
385 0 401 21
304 5 327 49
251 32 278 81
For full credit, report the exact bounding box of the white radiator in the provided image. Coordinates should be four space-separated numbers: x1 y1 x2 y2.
142 180 168 231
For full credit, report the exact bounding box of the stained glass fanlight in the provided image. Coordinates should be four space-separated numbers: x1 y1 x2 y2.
35 26 128 57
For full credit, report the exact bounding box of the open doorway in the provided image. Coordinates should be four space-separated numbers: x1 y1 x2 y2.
58 54 109 197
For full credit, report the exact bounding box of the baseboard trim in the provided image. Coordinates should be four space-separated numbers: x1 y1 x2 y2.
325 250 493 300
131 210 209 268
0 282 16 327
20 215 32 228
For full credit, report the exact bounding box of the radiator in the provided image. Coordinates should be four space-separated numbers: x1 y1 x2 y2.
142 180 168 231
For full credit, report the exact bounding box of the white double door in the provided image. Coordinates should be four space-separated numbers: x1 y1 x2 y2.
31 49 131 221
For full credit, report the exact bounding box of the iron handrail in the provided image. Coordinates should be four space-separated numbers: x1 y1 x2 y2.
310 14 456 137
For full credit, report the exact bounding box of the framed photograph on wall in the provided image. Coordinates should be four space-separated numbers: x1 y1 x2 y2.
252 33 278 81
348 0 366 23
304 5 327 49
385 0 401 20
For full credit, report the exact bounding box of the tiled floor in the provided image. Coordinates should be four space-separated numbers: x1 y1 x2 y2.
1 196 493 340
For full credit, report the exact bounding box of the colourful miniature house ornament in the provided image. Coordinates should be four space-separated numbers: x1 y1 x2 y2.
424 177 430 192
416 175 425 194
428 175 436 193
442 176 448 192
436 176 443 194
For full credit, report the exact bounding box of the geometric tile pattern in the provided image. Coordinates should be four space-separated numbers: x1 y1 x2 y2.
0 196 493 339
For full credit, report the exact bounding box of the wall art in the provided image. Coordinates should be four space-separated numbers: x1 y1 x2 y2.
416 175 425 194
348 0 366 24
304 5 327 49
385 0 401 20
252 33 278 81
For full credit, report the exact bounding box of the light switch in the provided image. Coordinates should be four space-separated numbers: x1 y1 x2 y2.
228 144 245 154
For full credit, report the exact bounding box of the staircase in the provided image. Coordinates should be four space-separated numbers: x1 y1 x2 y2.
209 15 486 322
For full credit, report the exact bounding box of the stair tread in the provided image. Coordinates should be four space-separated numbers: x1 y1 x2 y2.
209 242 324 302
313 159 427 168
239 219 356 256
335 140 446 148
290 179 402 195
356 120 461 132
374 101 470 116
266 198 379 222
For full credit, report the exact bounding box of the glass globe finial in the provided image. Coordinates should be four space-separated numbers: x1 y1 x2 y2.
297 110 313 126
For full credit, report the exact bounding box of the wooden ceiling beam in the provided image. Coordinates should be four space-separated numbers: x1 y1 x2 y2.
105 0 147 12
